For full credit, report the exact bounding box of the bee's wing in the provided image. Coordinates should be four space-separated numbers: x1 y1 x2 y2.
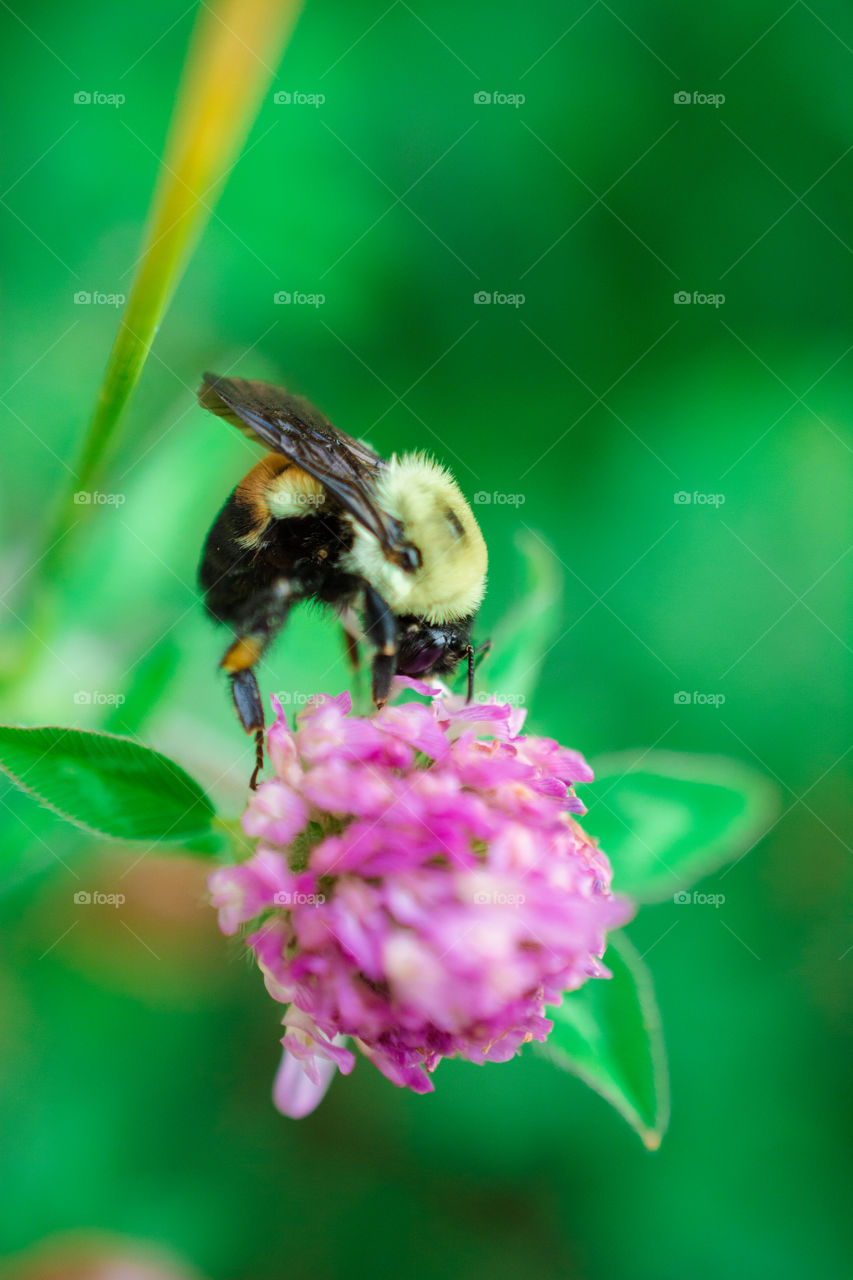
199 373 407 560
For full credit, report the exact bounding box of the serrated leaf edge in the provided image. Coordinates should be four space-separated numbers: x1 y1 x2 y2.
0 723 215 844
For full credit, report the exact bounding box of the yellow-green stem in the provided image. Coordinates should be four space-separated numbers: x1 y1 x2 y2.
38 0 304 580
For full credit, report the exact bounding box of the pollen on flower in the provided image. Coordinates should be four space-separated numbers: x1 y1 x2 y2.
208 678 632 1117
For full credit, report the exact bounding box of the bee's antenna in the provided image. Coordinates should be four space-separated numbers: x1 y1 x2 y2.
465 645 475 704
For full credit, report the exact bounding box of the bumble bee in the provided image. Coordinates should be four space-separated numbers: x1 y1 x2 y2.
197 373 488 784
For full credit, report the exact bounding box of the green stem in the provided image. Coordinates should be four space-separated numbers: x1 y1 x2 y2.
31 0 305 592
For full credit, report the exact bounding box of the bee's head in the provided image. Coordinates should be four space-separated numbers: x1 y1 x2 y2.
395 616 473 677
347 453 487 624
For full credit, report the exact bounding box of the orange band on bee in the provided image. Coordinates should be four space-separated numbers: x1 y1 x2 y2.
221 636 264 673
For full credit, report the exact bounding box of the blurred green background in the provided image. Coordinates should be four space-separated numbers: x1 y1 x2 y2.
0 1 851 1277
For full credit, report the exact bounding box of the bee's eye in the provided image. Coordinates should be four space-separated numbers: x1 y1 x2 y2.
444 506 465 538
398 645 443 674
397 544 422 572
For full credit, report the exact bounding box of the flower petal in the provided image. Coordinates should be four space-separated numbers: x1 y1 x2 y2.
272 1047 338 1119
242 779 308 846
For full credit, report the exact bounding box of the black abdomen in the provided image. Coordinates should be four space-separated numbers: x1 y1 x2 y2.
199 488 359 626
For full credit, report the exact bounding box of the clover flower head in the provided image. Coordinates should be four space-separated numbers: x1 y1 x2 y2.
208 680 631 1116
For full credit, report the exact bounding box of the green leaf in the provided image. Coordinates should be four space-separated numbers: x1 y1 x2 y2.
0 725 216 845
479 529 563 705
586 750 778 902
539 932 669 1149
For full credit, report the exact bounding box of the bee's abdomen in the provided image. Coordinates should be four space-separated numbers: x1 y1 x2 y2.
198 488 271 622
199 486 359 625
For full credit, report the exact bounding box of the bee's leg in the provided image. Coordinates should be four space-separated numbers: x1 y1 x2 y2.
230 668 266 789
362 583 398 709
342 625 361 672
220 579 294 788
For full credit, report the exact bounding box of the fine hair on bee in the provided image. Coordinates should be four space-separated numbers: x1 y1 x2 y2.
196 373 489 787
